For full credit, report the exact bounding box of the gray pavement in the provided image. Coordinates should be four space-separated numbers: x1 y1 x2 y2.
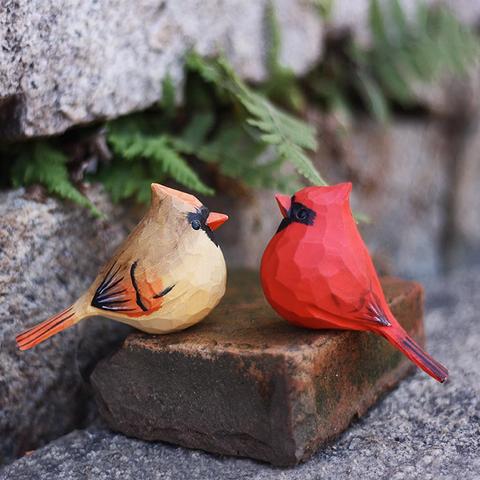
1 268 479 480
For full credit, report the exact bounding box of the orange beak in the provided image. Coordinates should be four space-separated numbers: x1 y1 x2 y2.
206 212 229 230
275 194 291 218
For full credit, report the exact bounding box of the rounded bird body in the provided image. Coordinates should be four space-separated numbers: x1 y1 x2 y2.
16 184 228 350
261 183 448 383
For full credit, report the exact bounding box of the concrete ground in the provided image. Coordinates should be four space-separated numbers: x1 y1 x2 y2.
1 268 479 480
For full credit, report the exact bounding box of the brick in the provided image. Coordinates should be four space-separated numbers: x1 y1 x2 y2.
91 270 424 466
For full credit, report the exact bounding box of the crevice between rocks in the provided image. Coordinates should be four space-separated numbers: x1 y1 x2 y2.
439 111 475 274
0 94 25 140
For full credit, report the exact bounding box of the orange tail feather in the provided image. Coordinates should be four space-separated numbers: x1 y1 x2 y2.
383 329 448 383
16 306 78 351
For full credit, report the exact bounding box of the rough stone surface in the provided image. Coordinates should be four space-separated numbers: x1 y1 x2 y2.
317 118 450 278
90 271 423 466
0 0 322 140
0 187 131 464
454 115 480 266
2 0 477 140
207 190 281 269
2 267 477 479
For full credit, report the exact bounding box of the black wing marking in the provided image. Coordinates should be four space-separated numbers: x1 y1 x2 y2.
365 292 391 326
91 262 135 312
348 290 391 327
187 207 218 246
130 261 148 311
153 284 175 299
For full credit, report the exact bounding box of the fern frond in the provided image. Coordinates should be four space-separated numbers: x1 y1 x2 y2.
106 118 214 195
369 0 389 46
11 142 100 216
366 0 480 110
357 74 389 123
160 74 177 118
96 161 152 204
150 137 214 195
187 52 326 186
178 112 215 151
195 123 298 192
312 0 334 20
261 2 305 112
331 0 480 123
238 88 325 185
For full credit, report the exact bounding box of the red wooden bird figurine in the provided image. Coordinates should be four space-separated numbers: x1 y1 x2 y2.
260 183 448 383
16 184 228 350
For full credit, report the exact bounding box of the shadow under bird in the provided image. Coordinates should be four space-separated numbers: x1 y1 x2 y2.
260 182 448 383
16 184 228 350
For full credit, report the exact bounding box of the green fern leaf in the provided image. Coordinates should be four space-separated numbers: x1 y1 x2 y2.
390 0 409 41
357 71 390 123
367 0 480 110
11 142 100 216
106 119 214 195
239 89 325 185
179 112 215 151
160 74 176 117
187 53 326 186
369 0 389 46
96 161 152 204
150 137 214 195
190 121 296 191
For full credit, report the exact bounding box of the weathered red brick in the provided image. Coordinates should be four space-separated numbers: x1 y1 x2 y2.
91 271 424 466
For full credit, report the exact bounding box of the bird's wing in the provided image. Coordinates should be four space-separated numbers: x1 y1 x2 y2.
298 289 390 331
303 260 391 329
91 259 175 318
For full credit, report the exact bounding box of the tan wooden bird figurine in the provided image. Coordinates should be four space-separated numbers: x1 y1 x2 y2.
16 183 229 350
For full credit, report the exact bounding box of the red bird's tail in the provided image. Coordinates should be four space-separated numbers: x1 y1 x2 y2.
383 329 448 383
16 306 78 351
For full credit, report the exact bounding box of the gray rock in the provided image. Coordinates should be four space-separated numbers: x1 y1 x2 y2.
0 187 131 463
454 115 480 266
318 118 450 278
1 267 478 479
0 0 322 140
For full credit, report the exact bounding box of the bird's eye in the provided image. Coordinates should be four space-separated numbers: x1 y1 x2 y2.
295 208 308 221
191 219 201 230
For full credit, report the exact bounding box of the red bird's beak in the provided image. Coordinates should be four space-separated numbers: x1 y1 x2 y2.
275 194 291 218
206 212 229 230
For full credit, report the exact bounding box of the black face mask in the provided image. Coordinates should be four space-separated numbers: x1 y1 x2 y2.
187 207 218 246
277 198 316 233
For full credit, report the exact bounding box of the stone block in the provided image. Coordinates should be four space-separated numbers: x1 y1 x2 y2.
0 0 322 140
0 186 131 463
91 270 424 466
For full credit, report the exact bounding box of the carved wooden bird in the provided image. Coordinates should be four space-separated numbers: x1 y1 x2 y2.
260 183 448 383
16 184 228 350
